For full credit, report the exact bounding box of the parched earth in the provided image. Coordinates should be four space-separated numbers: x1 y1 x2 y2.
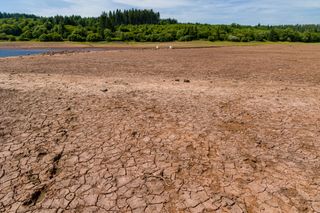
0 45 320 213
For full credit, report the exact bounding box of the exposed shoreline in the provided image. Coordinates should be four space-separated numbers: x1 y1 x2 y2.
2 40 318 50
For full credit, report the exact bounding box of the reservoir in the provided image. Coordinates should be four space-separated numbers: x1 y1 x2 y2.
0 49 48 58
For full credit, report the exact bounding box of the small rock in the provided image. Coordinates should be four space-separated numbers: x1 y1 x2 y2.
184 79 190 83
101 88 108 92
131 131 138 137
175 79 180 82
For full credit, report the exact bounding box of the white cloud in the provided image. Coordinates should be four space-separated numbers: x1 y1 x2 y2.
112 0 191 8
28 0 119 16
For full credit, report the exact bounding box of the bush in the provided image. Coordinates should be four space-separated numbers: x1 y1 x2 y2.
105 36 112 42
39 33 63 42
18 36 30 41
39 34 49 41
104 29 113 39
120 32 135 41
176 29 185 39
68 33 86 42
86 33 103 42
72 28 87 37
145 34 160 42
8 35 16 41
0 24 21 36
133 33 146 42
227 35 240 42
19 30 33 41
254 32 268 41
268 29 279 41
208 36 216 42
179 35 193 41
0 33 9 41
159 33 174 42
240 36 250 42
49 33 63 41
198 31 210 39
311 33 320 42
32 25 47 38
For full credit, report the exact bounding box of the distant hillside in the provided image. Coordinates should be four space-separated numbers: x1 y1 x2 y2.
0 10 320 42
0 12 39 19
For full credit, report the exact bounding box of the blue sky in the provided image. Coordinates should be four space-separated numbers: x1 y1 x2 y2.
1 0 320 25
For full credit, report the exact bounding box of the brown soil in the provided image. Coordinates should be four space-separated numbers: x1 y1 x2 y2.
0 45 320 213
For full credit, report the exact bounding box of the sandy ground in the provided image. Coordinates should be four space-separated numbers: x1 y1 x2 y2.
0 45 320 213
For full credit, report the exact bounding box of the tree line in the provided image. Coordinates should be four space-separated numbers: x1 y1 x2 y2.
0 10 320 42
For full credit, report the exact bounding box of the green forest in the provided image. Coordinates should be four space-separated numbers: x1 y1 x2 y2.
1 9 320 42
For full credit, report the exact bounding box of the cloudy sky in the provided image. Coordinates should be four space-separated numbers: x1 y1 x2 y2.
1 0 320 25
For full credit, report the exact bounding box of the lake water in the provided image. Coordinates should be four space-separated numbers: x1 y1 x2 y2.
0 49 48 58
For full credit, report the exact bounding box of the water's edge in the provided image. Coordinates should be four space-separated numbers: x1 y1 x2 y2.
0 49 49 58
0 47 133 58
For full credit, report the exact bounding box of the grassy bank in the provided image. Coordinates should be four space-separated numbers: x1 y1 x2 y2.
0 40 319 49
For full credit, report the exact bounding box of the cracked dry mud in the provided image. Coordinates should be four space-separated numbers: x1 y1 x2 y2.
0 45 320 213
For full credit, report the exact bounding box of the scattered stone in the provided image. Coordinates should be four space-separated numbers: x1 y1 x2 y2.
131 131 138 137
53 152 62 163
101 88 108 92
37 149 48 158
184 79 190 83
48 164 59 179
23 187 46 206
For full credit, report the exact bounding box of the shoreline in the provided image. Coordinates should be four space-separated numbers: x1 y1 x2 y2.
2 41 318 50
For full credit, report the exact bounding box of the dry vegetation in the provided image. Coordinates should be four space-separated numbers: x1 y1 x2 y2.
0 44 320 212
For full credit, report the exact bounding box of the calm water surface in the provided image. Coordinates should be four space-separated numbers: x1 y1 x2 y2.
0 49 48 58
